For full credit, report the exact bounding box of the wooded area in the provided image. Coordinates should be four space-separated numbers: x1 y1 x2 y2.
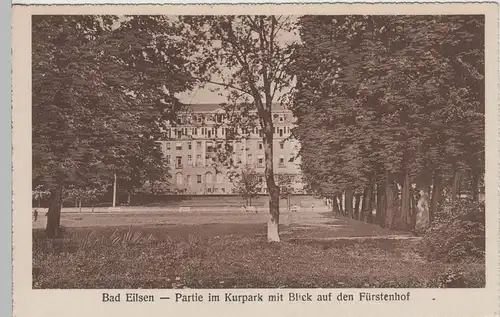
290 16 485 232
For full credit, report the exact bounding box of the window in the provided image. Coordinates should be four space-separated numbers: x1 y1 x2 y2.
166 142 171 151
176 130 182 138
175 173 183 185
207 188 212 193
187 154 192 166
196 154 202 166
176 156 183 168
206 141 214 152
247 154 253 165
237 154 242 164
258 143 263 150
197 175 202 184
205 172 213 184
280 142 284 150
279 156 285 167
221 188 226 193
188 142 192 150
176 143 182 151
187 175 192 186
258 156 264 167
216 173 223 184
192 128 197 135
166 155 171 165
207 129 212 138
279 129 283 137
196 141 202 150
222 127 225 136
214 188 219 193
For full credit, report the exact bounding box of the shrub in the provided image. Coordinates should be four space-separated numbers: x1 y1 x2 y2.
418 200 485 262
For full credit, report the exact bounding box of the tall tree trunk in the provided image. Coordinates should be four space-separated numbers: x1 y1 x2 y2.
345 186 354 219
46 184 63 238
332 196 340 215
263 128 280 242
410 187 417 230
78 198 82 213
376 182 385 226
361 182 374 222
400 169 411 229
384 171 396 229
451 169 460 203
127 191 131 205
38 197 41 208
354 193 362 220
336 195 344 216
471 170 480 201
415 177 431 232
112 173 117 208
430 171 442 222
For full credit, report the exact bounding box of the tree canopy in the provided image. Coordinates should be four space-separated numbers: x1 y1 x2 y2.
33 15 195 236
290 15 484 230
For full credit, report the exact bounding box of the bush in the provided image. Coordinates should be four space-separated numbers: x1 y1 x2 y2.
418 200 485 263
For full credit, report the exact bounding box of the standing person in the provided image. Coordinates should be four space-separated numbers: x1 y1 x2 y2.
311 203 315 213
33 209 38 221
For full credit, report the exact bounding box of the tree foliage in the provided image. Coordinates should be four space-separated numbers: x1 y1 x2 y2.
33 15 194 236
229 167 261 206
290 15 484 231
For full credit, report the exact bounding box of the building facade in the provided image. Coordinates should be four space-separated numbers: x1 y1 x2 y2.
158 103 304 195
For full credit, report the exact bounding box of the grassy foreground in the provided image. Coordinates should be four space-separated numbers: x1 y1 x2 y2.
33 224 484 289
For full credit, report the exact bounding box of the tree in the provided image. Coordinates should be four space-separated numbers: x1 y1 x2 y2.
276 173 294 210
32 185 50 208
290 15 484 232
33 16 194 237
181 16 298 242
229 167 261 206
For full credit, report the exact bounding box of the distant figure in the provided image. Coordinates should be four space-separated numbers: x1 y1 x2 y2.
33 209 38 221
311 203 315 212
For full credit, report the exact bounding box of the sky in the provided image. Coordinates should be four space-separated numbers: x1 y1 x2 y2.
175 16 300 105
177 83 229 104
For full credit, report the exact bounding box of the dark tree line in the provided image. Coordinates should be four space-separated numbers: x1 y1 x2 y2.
32 16 194 237
289 15 484 232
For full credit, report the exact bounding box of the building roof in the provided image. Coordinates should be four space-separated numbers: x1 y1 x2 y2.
183 103 290 113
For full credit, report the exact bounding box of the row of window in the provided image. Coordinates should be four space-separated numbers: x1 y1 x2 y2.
165 126 292 139
175 172 223 185
164 140 287 152
167 154 287 168
175 113 289 125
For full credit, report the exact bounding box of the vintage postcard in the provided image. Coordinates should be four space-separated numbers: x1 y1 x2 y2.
12 3 499 317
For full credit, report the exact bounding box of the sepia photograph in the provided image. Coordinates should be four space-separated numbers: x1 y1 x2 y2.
28 12 488 290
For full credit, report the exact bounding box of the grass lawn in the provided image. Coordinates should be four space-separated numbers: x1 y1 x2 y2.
32 223 485 289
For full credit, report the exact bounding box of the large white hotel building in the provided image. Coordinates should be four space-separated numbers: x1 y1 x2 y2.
158 103 305 195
